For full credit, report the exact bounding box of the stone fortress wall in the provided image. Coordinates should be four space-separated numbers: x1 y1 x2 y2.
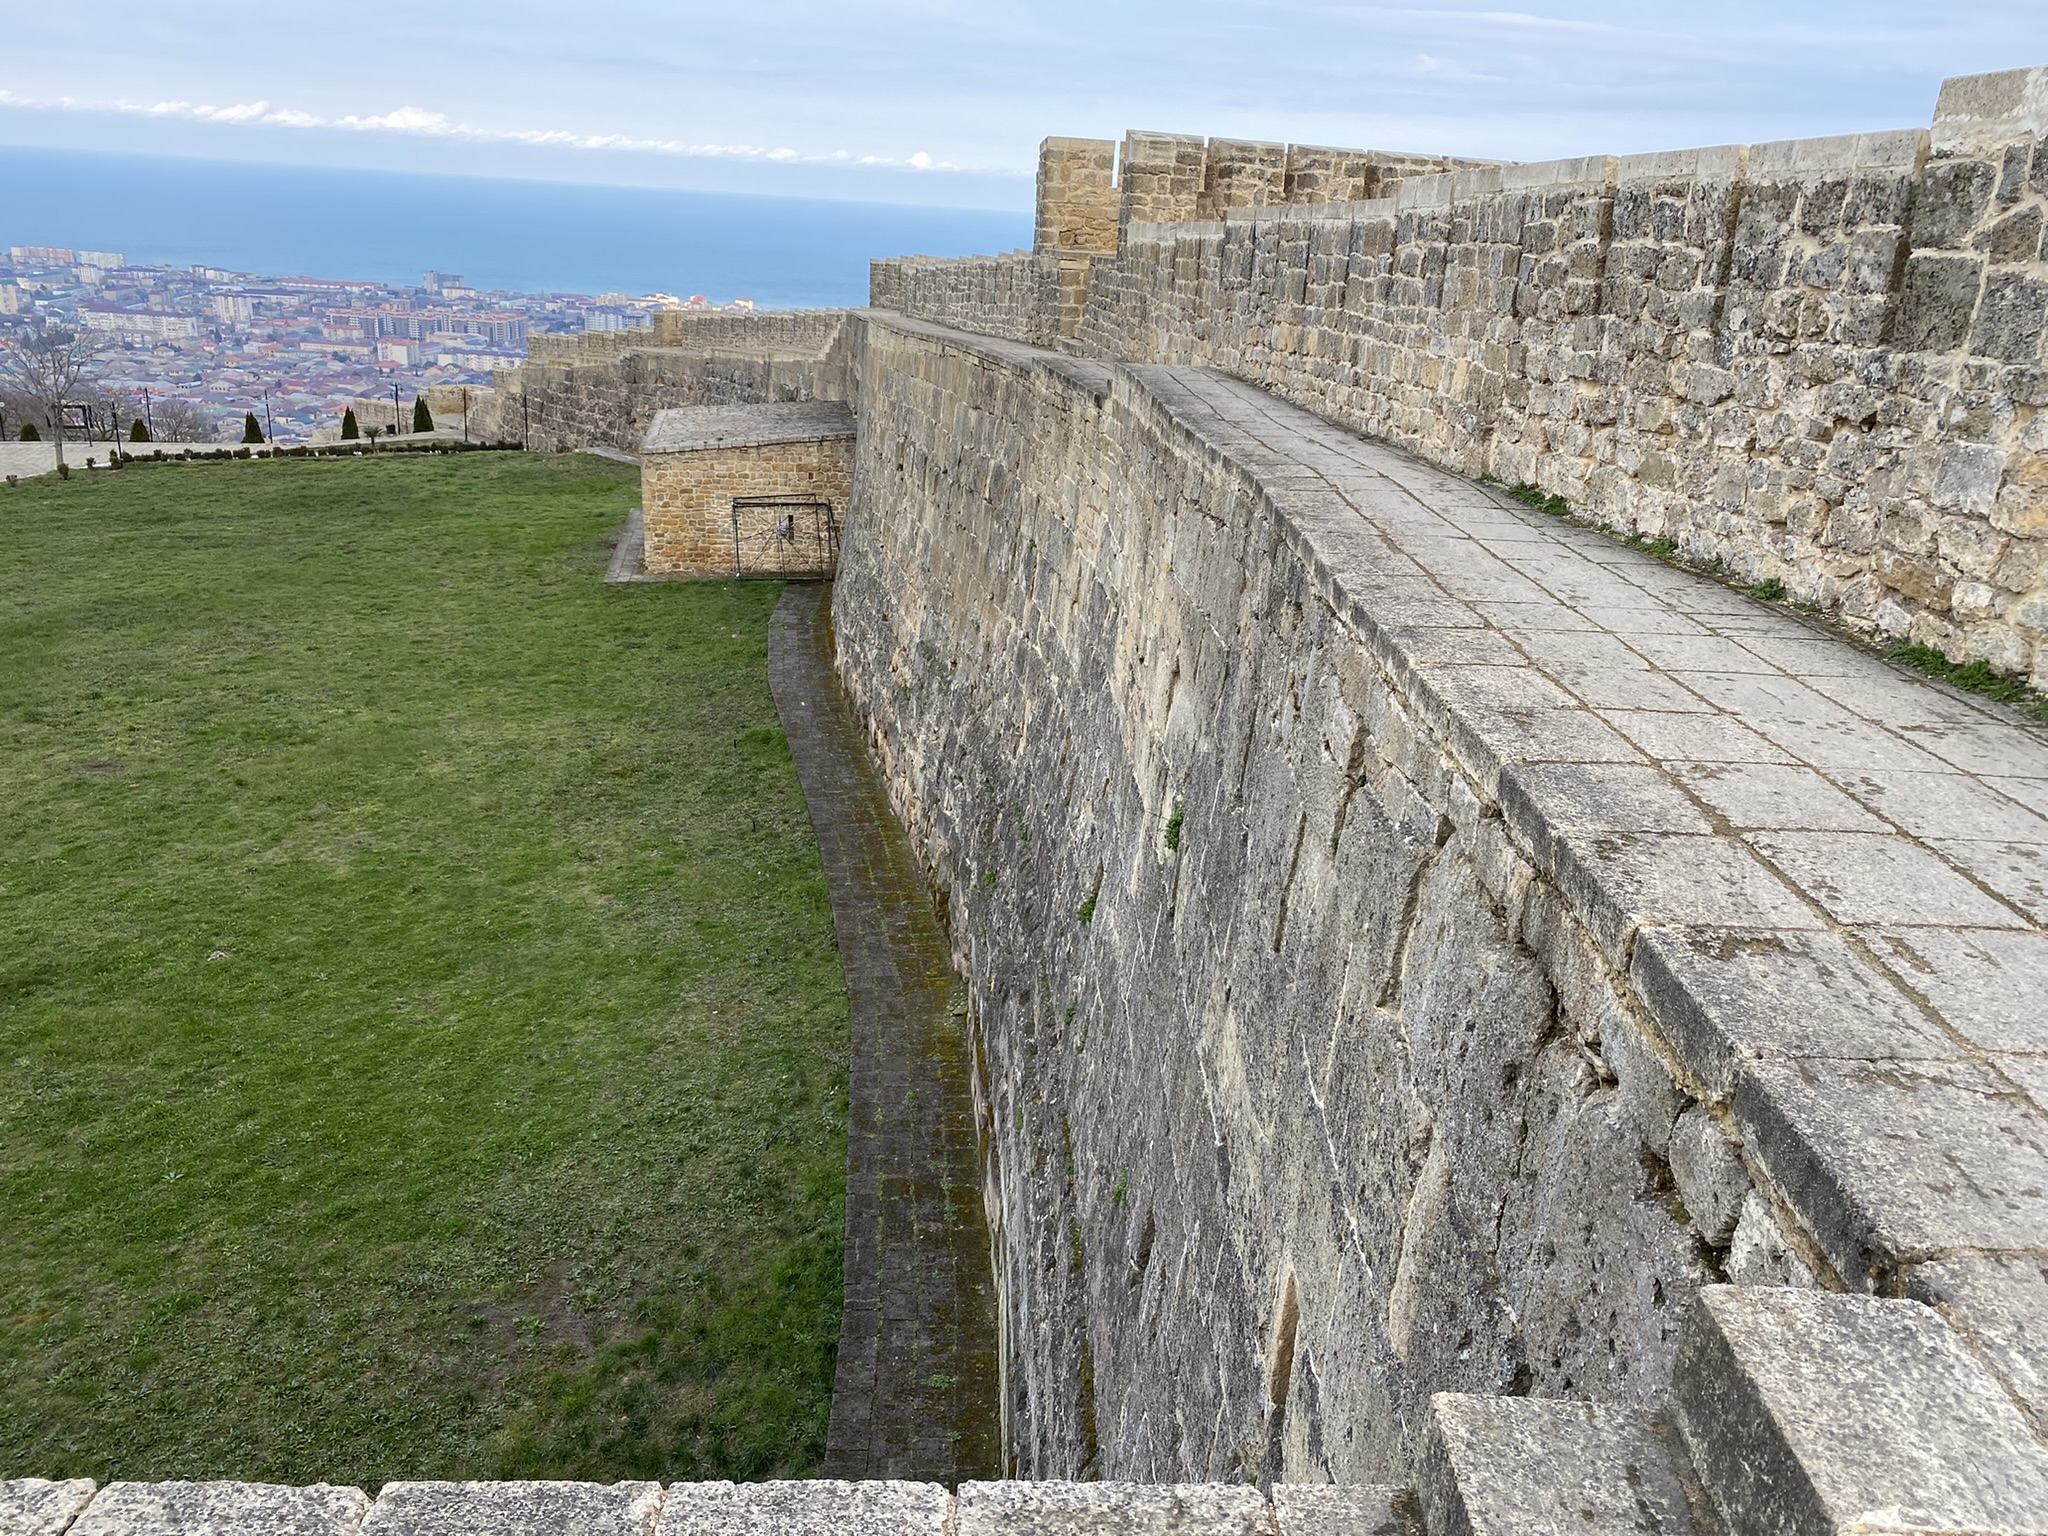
61 68 2046 1536
483 311 858 454
442 69 2048 1531
828 309 2048 1506
876 72 2048 692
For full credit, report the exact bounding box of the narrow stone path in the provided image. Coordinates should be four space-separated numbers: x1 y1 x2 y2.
766 581 1003 1484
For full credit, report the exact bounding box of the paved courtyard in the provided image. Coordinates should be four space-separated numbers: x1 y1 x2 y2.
0 441 232 479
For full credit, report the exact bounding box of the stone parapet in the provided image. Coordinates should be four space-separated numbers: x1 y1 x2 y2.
14 1292 2042 1536
830 312 2048 1488
887 68 2048 686
0 1481 1412 1536
496 312 857 453
1038 138 1121 255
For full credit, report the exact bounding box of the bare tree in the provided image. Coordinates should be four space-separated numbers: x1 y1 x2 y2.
148 397 214 444
0 320 99 469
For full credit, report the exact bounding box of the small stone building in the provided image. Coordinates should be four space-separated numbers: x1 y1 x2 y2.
639 402 856 578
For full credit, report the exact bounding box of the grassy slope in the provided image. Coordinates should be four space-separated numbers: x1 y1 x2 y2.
0 454 846 1485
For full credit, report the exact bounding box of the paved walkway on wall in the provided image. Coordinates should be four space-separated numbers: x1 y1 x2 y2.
1127 357 2048 1403
766 581 1003 1484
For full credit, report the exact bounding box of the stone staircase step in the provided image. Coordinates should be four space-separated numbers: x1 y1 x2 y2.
1672 1284 2048 1536
1416 1394 1696 1536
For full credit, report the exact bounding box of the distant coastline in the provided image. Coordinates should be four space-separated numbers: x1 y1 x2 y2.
0 145 1031 309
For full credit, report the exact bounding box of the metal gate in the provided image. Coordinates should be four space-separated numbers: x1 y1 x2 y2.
731 497 839 578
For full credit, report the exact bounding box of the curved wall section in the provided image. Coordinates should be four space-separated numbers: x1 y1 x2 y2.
831 310 2048 1485
831 317 1722 1481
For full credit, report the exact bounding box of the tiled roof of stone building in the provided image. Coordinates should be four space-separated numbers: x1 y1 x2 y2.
642 401 854 455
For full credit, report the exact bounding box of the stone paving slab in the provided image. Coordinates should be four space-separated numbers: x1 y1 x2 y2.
363 1483 660 1536
604 508 652 583
0 1481 97 1536
67 1484 369 1536
766 582 1002 1482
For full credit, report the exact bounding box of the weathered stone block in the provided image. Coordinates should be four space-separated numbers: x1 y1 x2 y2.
0 1482 96 1536
1417 1395 1694 1536
1628 928 1952 1099
1726 1193 1817 1287
1907 1253 2048 1432
1915 159 2000 248
1674 1286 2048 1536
1667 1105 1749 1244
954 1483 1268 1536
1894 253 1984 351
364 1485 660 1536
70 1485 368 1536
1269 1485 1417 1536
1972 271 2048 361
656 1483 948 1536
1734 1055 2048 1286
1934 67 2048 155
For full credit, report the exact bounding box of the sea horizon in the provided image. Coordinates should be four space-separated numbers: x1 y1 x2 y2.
0 144 1033 308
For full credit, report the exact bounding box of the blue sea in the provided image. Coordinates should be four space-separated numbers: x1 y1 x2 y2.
0 146 1031 308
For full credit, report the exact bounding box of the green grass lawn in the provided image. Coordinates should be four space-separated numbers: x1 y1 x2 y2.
0 453 847 1485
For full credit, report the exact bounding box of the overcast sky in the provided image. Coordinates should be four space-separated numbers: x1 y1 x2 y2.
3 2 2045 209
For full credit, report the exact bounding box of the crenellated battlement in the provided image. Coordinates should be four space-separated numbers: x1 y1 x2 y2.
1033 131 1489 255
875 67 2048 691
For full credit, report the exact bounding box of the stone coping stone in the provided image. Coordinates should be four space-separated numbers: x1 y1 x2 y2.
0 1480 98 1536
1908 1254 2048 1432
364 1483 661 1536
68 1484 370 1536
953 1482 1270 1536
655 1481 949 1536
642 403 854 456
1417 1394 1695 1536
1673 1286 2048 1536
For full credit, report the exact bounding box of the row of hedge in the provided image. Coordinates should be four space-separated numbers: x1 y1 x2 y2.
85 440 527 467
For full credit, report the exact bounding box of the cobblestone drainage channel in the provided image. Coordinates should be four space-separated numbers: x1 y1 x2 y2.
766 580 1002 1483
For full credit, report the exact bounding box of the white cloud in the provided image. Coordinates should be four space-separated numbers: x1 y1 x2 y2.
1399 53 1507 84
0 87 1021 175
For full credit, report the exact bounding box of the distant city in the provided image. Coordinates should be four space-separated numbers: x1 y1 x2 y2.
0 245 761 444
